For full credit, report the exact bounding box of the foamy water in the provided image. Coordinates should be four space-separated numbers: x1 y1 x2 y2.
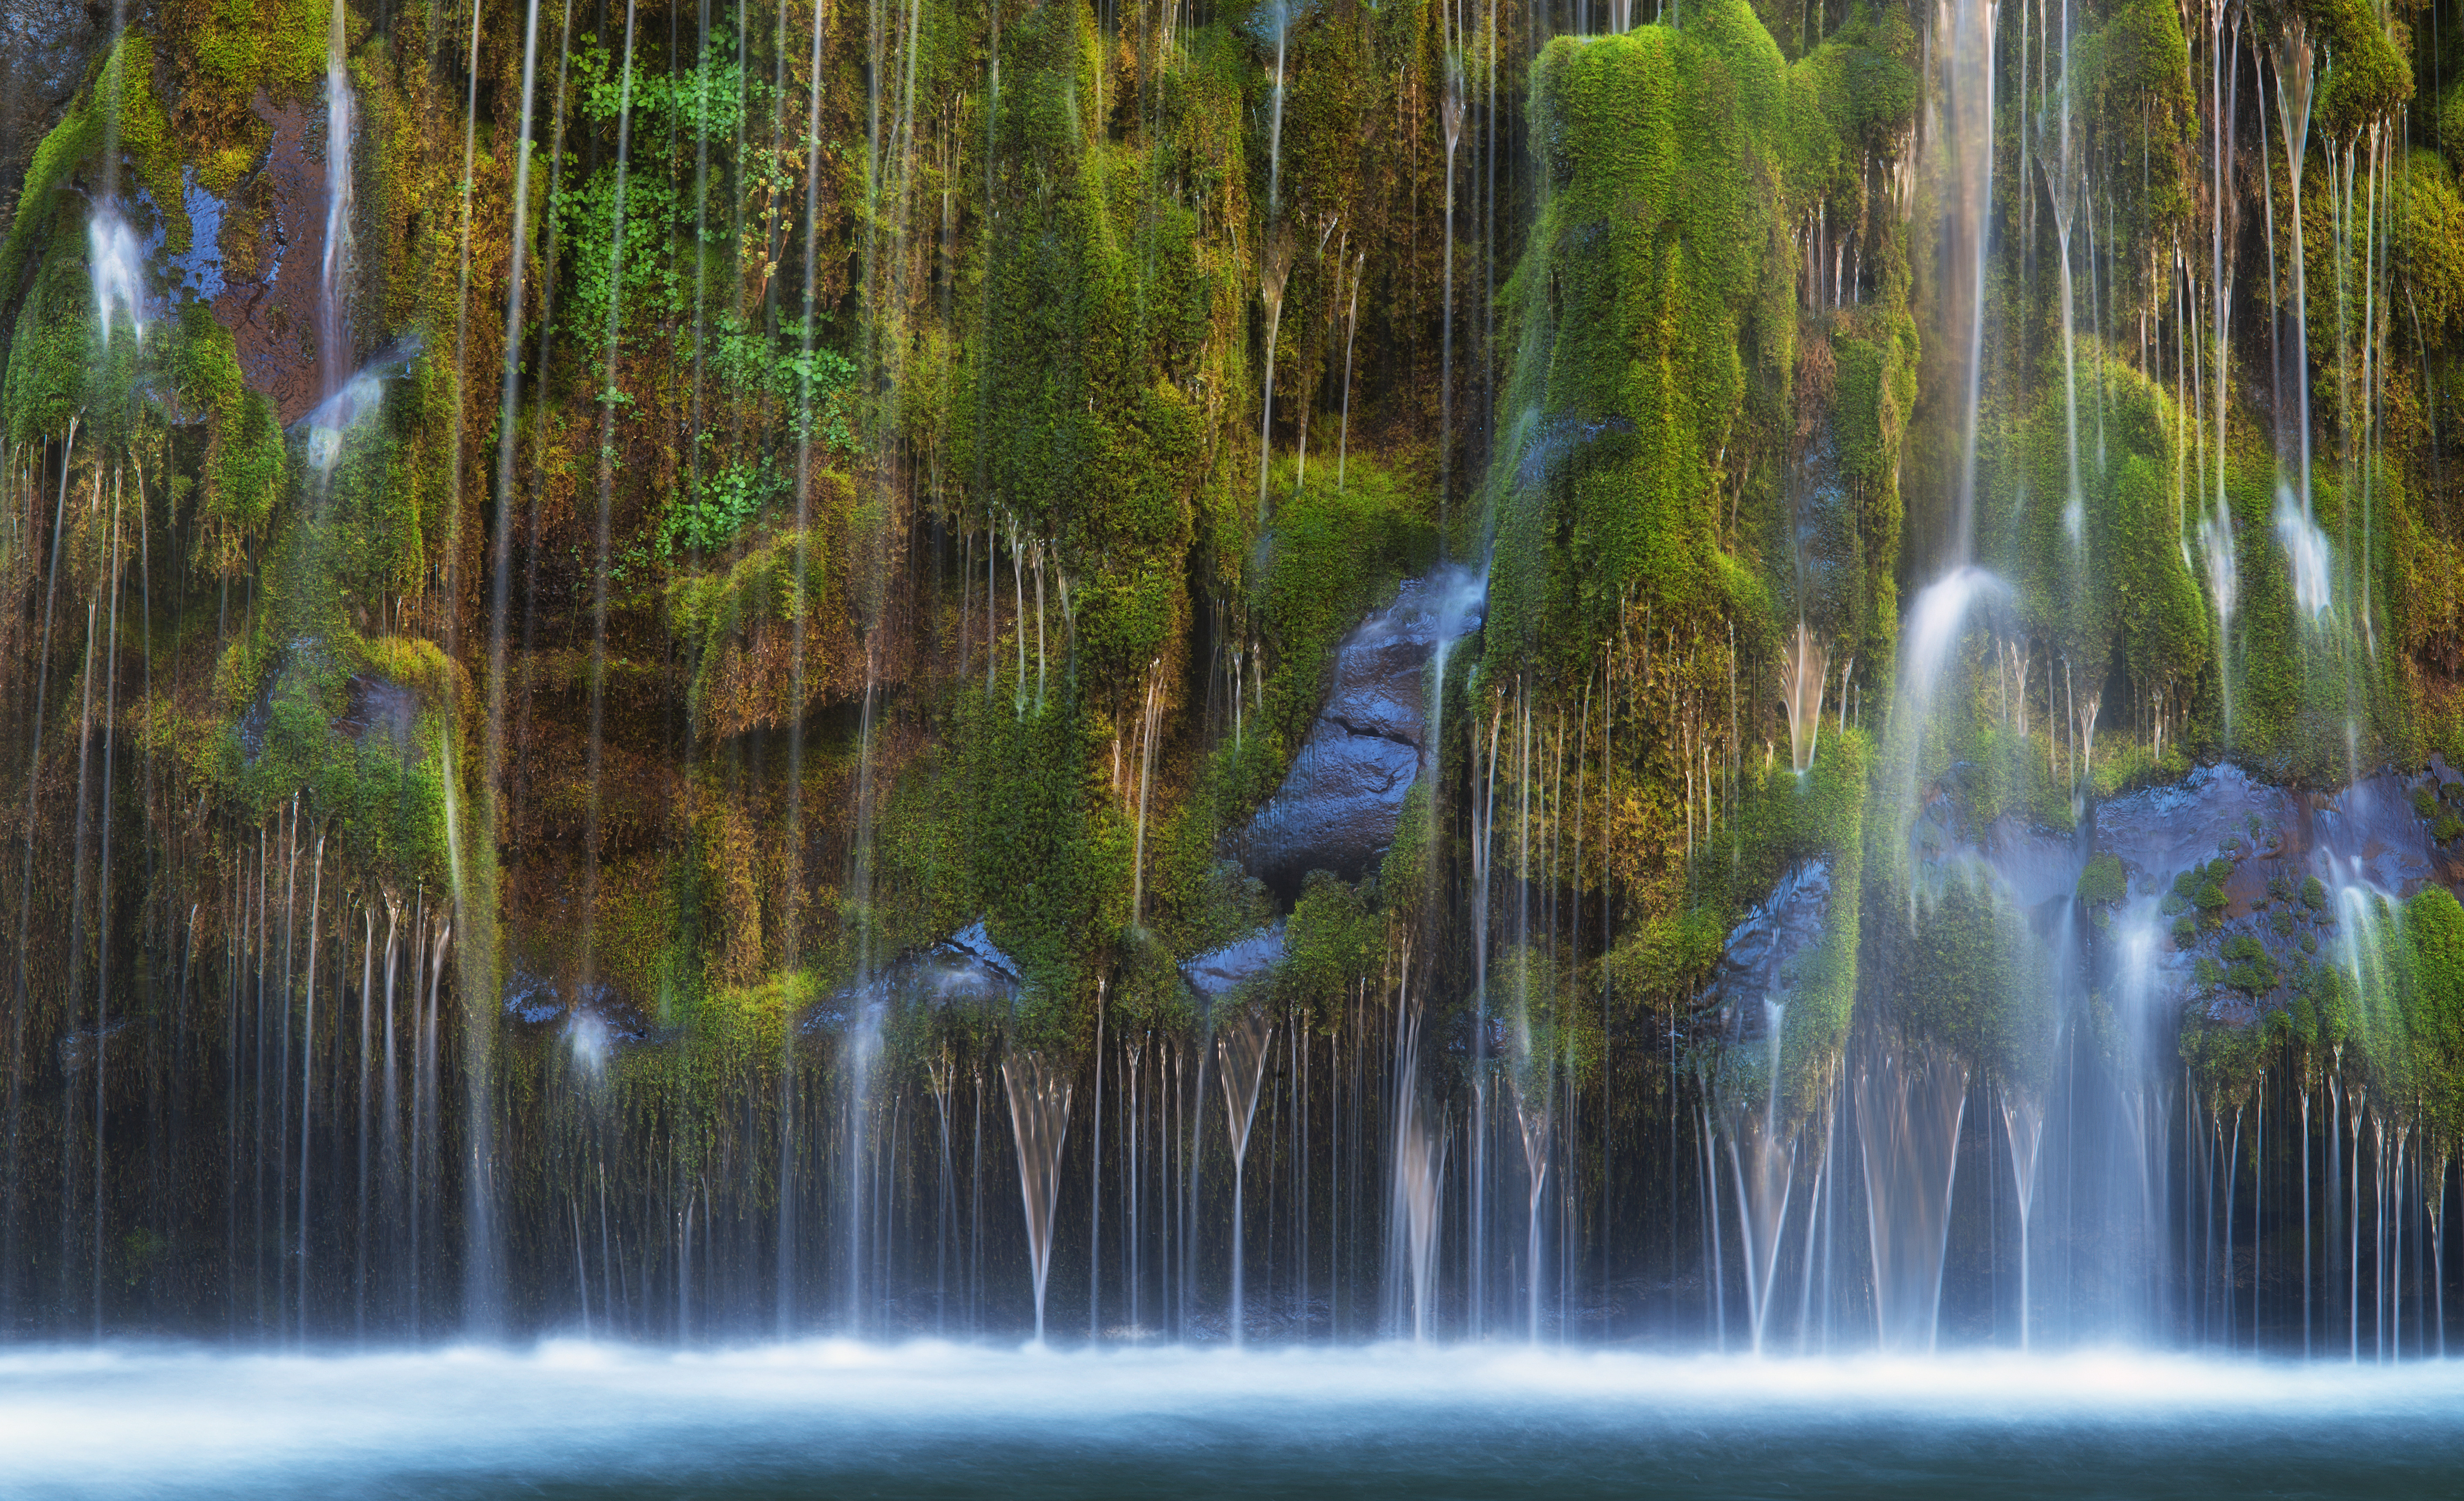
7 1342 2461 1498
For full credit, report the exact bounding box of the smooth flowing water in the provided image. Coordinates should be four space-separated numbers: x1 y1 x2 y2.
7 1344 2462 1499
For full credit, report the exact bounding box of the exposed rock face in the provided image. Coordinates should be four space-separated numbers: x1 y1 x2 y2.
2092 763 2297 902
0 0 95 209
802 920 1024 1036
1242 570 1482 896
2087 761 2464 1027
502 969 656 1044
214 91 338 424
1705 760 2464 1046
1695 858 1832 1044
334 674 419 757
1181 922 1286 1003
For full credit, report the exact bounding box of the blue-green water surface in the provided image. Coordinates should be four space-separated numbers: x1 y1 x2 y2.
5 1342 2456 1498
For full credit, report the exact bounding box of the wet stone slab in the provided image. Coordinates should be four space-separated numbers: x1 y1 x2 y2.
800 921 1024 1037
1181 922 1286 1003
1241 571 1481 896
1695 858 1831 1042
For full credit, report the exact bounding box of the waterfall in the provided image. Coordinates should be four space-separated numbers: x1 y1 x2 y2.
4 0 2463 1369
2000 1086 2044 1349
1216 1009 1273 1344
1725 1000 1795 1355
1937 0 1997 566
1854 1043 1968 1352
319 0 356 402
1004 1051 1073 1344
1386 970 1444 1342
1779 622 1828 775
88 204 143 349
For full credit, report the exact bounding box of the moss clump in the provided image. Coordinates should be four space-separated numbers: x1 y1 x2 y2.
0 34 186 314
2399 152 2464 342
667 523 833 738
2221 933 2279 995
167 302 286 574
1889 858 2053 1089
1994 347 2209 734
961 0 1249 702
2075 852 2126 908
2309 0 2411 137
3 245 98 443
1280 870 1378 1023
1251 454 1436 753
1489 7 1799 669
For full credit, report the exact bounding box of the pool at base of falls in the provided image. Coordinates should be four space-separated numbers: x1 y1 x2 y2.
6 1342 2460 1499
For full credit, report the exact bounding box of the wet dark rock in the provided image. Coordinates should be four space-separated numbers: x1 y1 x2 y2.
500 968 656 1044
57 1016 133 1074
799 920 1023 1036
1180 922 1285 1002
502 969 562 1026
215 91 339 424
1514 412 1635 493
2094 764 2298 904
2309 769 2446 896
1242 572 1482 896
334 674 417 757
0 0 96 210
2088 762 2464 1026
1697 859 1831 1041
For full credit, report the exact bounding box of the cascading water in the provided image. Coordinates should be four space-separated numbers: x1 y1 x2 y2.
1002 1050 1073 1344
88 204 144 348
1215 1008 1272 1345
318 0 355 404
0 5 2460 1464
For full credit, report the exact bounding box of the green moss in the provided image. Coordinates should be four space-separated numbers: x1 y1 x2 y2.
2400 152 2464 343
3 247 97 443
1252 453 1436 751
961 1 1247 701
1280 870 1377 1026
1488 7 1805 669
166 302 285 572
1889 856 2054 1089
2075 852 2126 908
1683 727 1869 1120
0 35 186 317
1993 345 2209 728
2309 0 2411 136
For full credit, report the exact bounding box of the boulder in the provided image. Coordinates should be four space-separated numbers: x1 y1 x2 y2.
1242 570 1482 895
1181 923 1285 1003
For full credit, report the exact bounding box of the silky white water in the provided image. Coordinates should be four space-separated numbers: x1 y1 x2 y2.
9 1343 2464 1498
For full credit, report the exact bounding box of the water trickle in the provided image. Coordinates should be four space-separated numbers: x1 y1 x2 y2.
1855 1042 1969 1353
318 0 356 401
1386 968 1444 1342
1003 1050 1074 1344
1216 1008 1273 1345
1933 0 1996 565
88 202 145 348
2275 487 2334 621
1724 999 1795 1355
1778 622 1828 775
